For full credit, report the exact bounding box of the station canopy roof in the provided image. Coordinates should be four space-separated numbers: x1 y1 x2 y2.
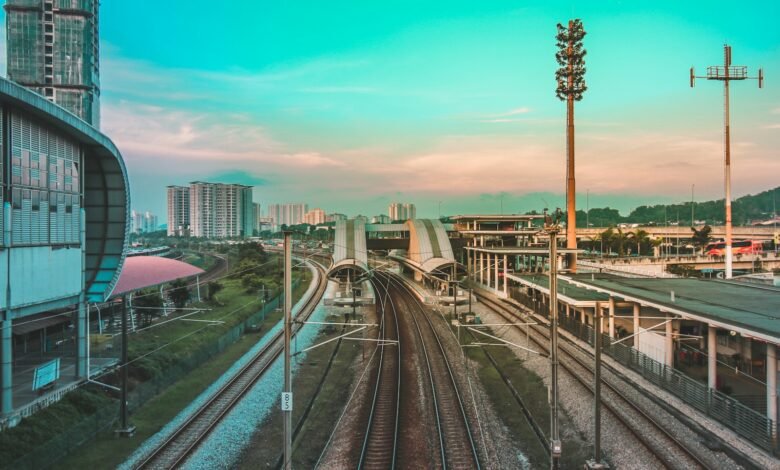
112 256 205 297
565 275 780 342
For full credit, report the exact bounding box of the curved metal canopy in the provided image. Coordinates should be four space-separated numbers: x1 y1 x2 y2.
0 77 130 302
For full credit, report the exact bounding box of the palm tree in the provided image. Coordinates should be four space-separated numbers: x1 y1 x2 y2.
633 229 651 256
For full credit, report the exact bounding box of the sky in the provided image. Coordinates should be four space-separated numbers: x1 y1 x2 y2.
2 1 779 222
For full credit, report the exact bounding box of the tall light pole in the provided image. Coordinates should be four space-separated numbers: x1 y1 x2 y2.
691 44 763 279
544 209 563 468
555 19 587 273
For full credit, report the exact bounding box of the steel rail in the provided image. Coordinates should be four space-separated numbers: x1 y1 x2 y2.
358 275 401 469
476 293 713 470
135 260 328 469
382 272 481 469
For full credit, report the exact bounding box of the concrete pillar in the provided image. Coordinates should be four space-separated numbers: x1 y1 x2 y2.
633 303 640 348
486 253 491 288
1 313 12 414
580 307 586 324
479 251 484 285
608 297 615 339
76 301 88 378
466 249 470 281
767 343 777 433
665 315 674 367
494 253 499 291
503 255 508 295
708 325 717 390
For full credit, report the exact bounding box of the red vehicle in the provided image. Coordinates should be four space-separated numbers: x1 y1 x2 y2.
704 240 764 256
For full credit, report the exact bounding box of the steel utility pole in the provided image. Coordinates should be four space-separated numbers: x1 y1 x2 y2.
544 209 563 468
691 45 763 279
555 19 588 273
116 294 135 436
282 231 293 470
585 301 608 469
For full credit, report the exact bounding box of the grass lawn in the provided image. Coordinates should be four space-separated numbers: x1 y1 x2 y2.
12 256 312 468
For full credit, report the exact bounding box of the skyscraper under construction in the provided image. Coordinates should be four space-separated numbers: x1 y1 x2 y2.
4 0 101 127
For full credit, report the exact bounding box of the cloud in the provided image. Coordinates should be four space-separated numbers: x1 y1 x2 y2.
762 123 780 129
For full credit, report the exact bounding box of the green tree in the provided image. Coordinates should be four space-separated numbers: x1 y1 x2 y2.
207 281 223 301
691 225 712 254
169 279 190 309
133 291 163 328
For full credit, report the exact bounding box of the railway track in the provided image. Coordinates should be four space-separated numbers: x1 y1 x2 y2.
476 292 716 469
381 272 481 469
134 260 328 469
358 275 401 469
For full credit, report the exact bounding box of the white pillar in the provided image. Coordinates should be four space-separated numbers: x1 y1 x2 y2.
633 303 640 348
486 253 491 288
494 253 499 291
608 297 615 339
503 254 508 295
665 315 674 367
479 251 484 285
767 343 777 433
708 325 717 390
580 307 586 324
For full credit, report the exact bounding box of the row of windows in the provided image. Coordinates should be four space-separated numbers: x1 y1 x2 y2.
1 112 83 247
10 188 81 245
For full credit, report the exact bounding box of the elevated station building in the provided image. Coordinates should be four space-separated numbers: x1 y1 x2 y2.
0 77 129 428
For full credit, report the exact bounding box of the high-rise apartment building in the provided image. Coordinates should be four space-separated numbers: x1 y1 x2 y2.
303 208 326 225
388 202 416 221
167 185 190 237
267 203 308 230
5 0 101 127
131 210 158 234
189 182 253 238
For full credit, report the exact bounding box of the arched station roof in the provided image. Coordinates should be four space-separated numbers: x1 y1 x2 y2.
404 219 456 275
0 77 130 302
328 219 369 279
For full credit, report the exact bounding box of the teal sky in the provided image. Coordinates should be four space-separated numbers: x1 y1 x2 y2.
2 1 779 221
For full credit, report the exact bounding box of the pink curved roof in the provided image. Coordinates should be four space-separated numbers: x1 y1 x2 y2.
112 256 205 296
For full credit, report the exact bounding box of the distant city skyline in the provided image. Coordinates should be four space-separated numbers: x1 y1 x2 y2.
1 2 778 222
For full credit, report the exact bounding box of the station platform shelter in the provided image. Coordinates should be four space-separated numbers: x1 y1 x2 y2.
481 271 780 451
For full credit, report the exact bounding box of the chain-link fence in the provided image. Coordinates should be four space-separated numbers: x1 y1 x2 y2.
7 282 299 470
528 291 779 454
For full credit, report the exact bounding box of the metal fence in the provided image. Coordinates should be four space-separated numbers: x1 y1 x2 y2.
7 283 299 470
554 306 779 454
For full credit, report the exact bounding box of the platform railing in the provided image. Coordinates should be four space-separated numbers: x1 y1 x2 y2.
512 289 777 454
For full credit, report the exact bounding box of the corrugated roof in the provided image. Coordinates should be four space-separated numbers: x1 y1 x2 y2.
112 256 205 296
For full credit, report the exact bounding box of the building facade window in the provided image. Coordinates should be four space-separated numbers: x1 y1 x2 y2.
6 113 82 246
